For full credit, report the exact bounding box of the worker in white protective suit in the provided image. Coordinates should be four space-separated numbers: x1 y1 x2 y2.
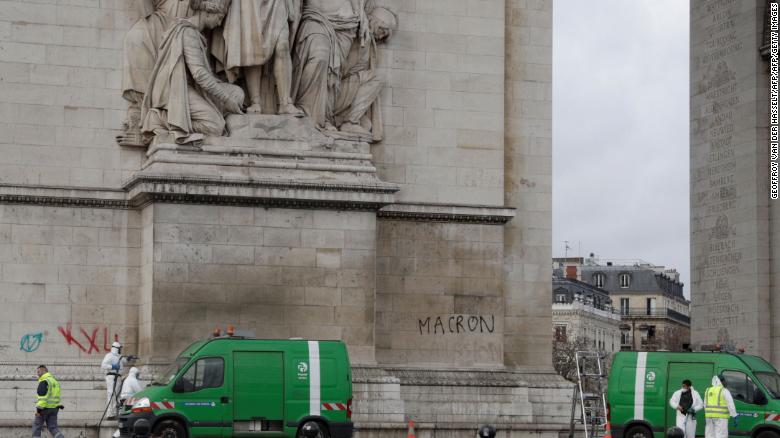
669 379 704 438
100 341 126 417
704 376 737 438
120 367 143 404
113 367 144 438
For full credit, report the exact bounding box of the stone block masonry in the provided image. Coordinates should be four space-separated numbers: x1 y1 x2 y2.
0 205 141 360
141 204 378 365
0 0 570 435
376 220 505 367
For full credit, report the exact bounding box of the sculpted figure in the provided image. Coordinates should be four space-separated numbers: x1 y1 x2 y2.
118 0 191 146
141 0 245 145
291 0 370 131
212 0 304 115
333 6 396 141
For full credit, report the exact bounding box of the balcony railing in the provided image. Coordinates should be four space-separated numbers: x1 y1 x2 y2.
619 308 690 325
552 300 622 321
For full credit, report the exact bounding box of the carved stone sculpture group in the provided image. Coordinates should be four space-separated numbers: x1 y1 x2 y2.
117 0 397 146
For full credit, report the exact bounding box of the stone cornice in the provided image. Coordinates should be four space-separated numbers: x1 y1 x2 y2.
0 183 520 223
0 177 401 211
378 203 516 224
0 184 131 209
123 174 399 195
124 174 399 210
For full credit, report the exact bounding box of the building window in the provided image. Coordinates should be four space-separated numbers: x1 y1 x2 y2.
646 298 656 315
554 325 567 342
593 273 605 288
555 294 567 303
620 298 629 315
647 325 656 340
619 273 631 288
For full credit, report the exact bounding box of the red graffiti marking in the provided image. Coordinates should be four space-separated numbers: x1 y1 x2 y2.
58 323 118 354
80 327 100 354
58 324 86 352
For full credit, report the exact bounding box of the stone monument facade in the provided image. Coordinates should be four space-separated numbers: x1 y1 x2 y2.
690 1 774 360
0 0 566 436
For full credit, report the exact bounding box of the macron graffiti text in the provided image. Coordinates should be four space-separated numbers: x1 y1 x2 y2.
418 315 495 335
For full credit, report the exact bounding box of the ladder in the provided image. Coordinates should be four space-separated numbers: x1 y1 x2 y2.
568 351 609 438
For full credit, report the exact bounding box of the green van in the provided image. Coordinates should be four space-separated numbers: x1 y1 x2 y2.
118 337 353 438
607 351 780 438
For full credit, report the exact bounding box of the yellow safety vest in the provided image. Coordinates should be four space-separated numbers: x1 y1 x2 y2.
705 386 730 419
36 372 61 409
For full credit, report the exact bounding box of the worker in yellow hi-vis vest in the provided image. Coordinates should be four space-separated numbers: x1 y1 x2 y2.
33 365 64 438
704 376 737 438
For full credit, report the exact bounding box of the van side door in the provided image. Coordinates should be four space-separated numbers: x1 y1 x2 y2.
666 362 713 438
173 356 229 437
721 370 766 436
232 351 285 434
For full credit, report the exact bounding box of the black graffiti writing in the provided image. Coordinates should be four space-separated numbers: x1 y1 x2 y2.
418 315 495 335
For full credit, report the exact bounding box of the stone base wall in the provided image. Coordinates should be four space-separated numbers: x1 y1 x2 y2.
519 370 576 425
0 362 113 423
0 365 573 437
0 422 118 438
0 421 569 438
354 425 567 438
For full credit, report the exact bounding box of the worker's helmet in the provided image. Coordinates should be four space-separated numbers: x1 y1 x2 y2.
300 422 321 437
667 427 685 438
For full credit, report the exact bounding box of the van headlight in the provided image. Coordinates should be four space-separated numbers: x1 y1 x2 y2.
131 397 152 413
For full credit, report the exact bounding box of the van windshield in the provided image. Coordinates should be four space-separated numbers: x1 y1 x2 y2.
755 372 780 398
151 356 190 386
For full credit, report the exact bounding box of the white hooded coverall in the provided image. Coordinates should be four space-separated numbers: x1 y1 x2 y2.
100 344 125 405
669 387 704 438
704 376 737 438
120 367 142 402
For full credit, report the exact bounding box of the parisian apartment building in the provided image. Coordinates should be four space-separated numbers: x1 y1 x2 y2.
551 274 622 353
554 256 691 351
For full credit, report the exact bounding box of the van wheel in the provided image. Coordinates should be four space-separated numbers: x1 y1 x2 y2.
152 419 187 438
625 425 653 438
756 431 780 438
296 422 330 438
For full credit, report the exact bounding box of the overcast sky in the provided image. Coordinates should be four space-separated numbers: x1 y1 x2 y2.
552 0 691 297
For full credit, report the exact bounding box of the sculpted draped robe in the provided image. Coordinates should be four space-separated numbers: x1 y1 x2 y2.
212 0 302 82
122 0 190 100
291 4 359 128
333 34 383 141
141 19 235 144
